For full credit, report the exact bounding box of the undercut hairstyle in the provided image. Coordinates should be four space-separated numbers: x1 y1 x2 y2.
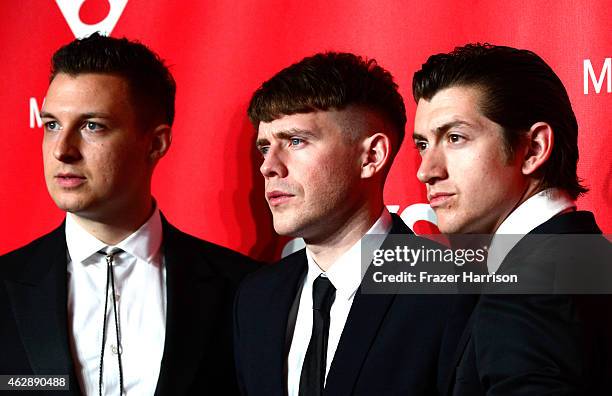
248 52 407 154
412 43 587 199
51 32 176 126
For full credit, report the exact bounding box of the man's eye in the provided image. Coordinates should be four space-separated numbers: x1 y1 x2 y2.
44 121 60 131
258 146 269 156
83 121 104 132
290 138 303 146
448 134 464 143
414 141 428 152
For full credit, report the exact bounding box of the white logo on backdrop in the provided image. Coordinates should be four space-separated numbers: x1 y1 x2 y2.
584 58 611 94
281 203 437 257
55 0 128 38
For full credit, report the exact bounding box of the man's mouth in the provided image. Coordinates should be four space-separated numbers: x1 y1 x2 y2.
428 192 455 208
55 173 86 188
266 190 295 206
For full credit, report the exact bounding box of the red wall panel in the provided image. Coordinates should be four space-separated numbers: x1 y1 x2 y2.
1 0 609 259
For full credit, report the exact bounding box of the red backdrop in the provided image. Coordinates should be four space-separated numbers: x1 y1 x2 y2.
1 0 610 260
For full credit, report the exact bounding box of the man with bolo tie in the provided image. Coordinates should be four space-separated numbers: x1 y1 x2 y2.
0 33 257 395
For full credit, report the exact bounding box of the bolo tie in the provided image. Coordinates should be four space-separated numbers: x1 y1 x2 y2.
98 248 124 395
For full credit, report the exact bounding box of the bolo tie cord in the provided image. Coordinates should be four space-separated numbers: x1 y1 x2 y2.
99 251 124 396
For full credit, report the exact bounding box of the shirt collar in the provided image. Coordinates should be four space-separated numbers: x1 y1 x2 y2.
487 188 575 272
495 188 576 235
65 215 107 264
305 208 393 300
65 206 163 265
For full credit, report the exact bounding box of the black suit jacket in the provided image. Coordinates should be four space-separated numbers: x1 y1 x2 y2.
449 211 612 396
0 216 258 395
234 214 476 395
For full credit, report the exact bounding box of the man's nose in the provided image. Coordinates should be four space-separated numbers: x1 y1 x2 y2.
260 147 288 178
52 129 82 163
417 146 448 185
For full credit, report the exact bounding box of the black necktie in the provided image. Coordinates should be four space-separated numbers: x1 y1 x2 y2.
299 275 336 396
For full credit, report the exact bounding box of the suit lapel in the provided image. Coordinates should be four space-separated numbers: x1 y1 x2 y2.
4 224 78 382
324 291 396 394
285 268 307 358
444 310 477 395
154 220 229 395
324 214 411 394
256 251 308 393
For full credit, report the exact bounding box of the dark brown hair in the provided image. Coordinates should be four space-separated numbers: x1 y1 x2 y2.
413 43 587 199
51 32 176 126
248 52 406 152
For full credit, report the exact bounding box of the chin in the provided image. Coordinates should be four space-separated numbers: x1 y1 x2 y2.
50 195 90 215
436 218 462 234
272 219 298 237
50 198 76 213
273 216 312 238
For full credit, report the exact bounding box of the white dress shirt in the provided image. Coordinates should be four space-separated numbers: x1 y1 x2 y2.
487 188 576 273
66 208 167 395
287 209 393 395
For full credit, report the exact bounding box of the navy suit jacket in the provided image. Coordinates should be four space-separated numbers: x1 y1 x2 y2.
449 211 612 396
0 216 258 395
234 214 476 395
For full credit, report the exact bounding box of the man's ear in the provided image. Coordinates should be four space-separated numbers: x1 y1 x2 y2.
149 124 172 163
522 122 553 176
360 132 392 179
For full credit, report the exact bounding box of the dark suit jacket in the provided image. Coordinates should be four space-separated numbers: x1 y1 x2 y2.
0 216 258 395
449 211 612 396
234 214 476 395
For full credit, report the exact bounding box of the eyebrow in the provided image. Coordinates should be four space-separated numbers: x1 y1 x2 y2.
39 111 112 119
413 120 472 141
255 128 318 148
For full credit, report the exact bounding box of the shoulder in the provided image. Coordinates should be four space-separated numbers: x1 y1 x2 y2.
238 248 306 293
161 220 261 282
531 210 601 234
503 212 611 287
0 225 65 280
162 220 261 280
246 248 305 280
1 225 65 261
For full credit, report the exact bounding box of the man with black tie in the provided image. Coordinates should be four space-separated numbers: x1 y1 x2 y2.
412 43 612 395
0 33 256 395
234 52 474 395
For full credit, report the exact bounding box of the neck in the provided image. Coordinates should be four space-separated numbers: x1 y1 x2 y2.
305 199 384 271
71 197 155 245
